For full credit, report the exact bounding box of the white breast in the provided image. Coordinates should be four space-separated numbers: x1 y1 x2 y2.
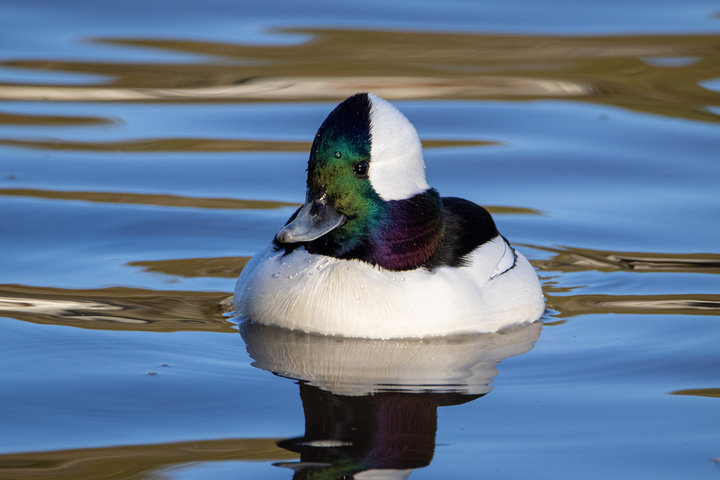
234 236 545 339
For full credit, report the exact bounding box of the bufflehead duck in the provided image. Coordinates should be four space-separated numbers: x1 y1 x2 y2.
234 93 544 338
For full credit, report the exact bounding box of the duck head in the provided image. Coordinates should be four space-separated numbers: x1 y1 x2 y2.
276 93 443 270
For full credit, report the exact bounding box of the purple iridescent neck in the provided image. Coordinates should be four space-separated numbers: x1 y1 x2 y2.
343 189 444 271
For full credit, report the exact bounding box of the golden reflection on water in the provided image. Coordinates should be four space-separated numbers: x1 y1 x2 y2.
0 188 542 215
0 284 231 333
0 76 588 102
0 137 494 152
0 138 311 153
0 188 299 210
670 388 720 398
0 438 296 480
3 240 719 335
0 111 113 126
545 293 720 318
531 245 720 274
129 256 250 279
0 29 717 123
531 245 720 317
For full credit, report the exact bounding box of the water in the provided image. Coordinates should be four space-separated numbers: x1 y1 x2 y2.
1 1 719 478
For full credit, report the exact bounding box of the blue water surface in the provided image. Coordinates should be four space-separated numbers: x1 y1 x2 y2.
1 1 719 479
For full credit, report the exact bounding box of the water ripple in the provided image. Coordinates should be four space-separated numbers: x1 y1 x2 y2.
3 29 718 123
0 188 298 210
547 293 720 318
0 438 295 480
530 245 720 275
0 284 231 332
0 137 494 152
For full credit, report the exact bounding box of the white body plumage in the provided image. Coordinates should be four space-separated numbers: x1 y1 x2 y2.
234 236 544 339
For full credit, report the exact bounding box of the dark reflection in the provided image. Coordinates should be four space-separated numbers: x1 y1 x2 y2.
276 386 473 479
241 321 541 479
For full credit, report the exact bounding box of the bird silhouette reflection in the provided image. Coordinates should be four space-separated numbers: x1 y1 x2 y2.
241 320 541 479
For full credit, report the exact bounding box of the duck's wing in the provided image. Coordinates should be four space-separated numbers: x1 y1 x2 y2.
424 197 501 269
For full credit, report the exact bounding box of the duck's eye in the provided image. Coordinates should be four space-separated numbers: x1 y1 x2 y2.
353 160 369 178
334 151 342 159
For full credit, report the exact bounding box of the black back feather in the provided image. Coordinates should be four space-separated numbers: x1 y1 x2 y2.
423 197 500 270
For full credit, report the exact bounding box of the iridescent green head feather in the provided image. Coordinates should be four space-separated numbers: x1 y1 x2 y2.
306 93 384 251
276 93 443 270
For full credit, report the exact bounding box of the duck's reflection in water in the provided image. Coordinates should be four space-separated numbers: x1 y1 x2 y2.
241 320 542 479
277 386 477 479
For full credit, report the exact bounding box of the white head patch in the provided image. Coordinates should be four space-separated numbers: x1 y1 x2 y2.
367 94 430 201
